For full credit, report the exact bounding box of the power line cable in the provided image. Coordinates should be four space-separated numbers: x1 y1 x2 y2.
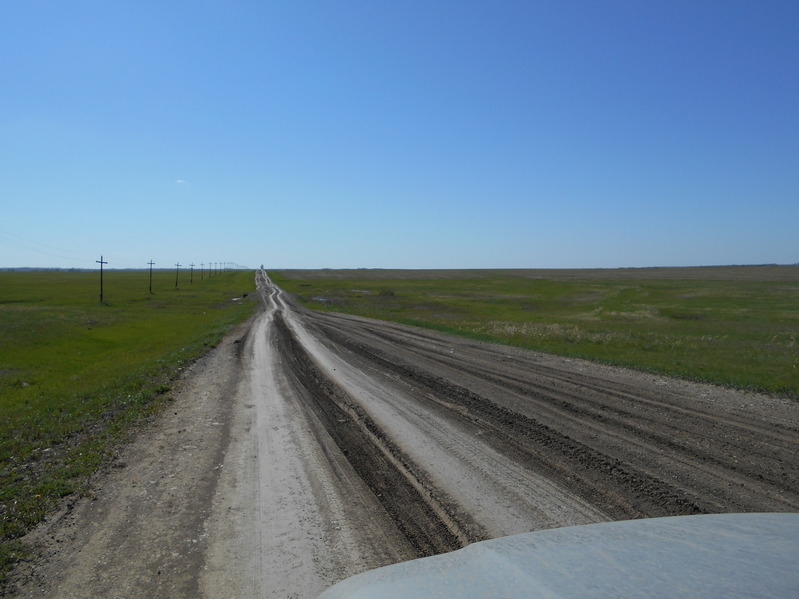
0 227 92 264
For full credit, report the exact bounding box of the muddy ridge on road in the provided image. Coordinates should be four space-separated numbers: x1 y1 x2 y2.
11 271 799 598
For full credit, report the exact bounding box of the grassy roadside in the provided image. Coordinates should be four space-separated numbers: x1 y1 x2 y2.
270 266 799 398
0 269 257 586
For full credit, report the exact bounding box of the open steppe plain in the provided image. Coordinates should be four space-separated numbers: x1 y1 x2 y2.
7 267 799 598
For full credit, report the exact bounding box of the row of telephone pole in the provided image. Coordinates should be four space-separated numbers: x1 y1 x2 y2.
97 256 243 303
161 261 233 291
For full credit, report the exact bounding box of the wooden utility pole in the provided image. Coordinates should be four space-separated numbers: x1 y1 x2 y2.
175 263 181 288
189 263 195 284
200 262 204 281
147 260 155 293
96 255 108 303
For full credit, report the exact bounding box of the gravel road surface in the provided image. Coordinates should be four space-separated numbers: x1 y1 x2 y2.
12 271 799 597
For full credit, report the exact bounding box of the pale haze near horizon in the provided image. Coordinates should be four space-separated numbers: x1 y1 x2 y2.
2 1 797 270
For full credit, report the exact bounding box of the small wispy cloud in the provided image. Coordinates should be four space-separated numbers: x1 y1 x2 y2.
176 179 187 184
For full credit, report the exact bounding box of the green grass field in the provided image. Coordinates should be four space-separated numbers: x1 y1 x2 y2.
271 266 799 398
0 268 256 582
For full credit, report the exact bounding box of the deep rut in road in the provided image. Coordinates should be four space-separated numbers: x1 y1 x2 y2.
317 325 704 519
274 313 480 557
301 309 799 518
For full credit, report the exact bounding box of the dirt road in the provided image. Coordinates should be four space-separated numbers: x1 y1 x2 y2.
13 271 799 597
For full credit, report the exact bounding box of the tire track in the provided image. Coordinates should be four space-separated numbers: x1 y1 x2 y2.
328 313 795 445
353 322 795 499
273 312 480 557
308 311 799 513
315 324 705 518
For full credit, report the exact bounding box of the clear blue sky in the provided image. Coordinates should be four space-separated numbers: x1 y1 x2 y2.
2 1 797 269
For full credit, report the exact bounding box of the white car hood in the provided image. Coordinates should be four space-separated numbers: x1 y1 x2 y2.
318 513 799 599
